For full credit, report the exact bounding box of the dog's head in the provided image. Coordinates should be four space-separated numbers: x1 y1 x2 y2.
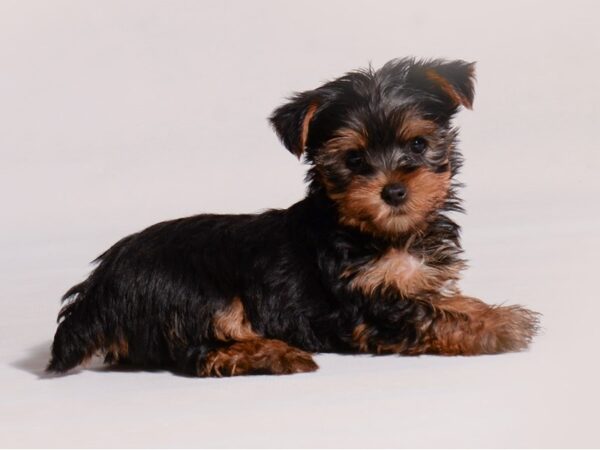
270 58 475 237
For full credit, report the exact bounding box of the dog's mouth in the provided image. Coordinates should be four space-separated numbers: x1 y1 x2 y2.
382 197 415 220
347 202 418 237
386 203 409 215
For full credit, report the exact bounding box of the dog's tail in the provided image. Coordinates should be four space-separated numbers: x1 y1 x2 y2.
46 281 101 373
47 235 137 373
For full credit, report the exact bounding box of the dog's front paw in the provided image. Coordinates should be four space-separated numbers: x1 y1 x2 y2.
482 305 541 353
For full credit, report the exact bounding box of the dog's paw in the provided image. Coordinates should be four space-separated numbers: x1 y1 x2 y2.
199 339 318 377
483 305 541 353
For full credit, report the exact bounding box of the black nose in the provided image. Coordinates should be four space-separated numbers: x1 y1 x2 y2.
381 183 407 206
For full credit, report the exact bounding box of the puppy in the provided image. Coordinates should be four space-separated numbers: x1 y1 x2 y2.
48 58 539 376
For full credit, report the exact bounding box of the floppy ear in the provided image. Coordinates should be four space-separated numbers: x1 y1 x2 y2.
269 91 319 158
409 59 476 110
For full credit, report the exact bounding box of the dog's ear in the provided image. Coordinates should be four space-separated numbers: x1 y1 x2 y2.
269 91 319 158
408 59 476 110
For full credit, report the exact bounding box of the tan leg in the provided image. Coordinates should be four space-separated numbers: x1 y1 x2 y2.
427 296 541 355
353 295 540 356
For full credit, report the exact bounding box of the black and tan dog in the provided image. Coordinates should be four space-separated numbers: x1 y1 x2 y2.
48 58 539 377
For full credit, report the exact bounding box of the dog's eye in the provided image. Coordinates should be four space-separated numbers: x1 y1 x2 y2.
345 150 368 172
409 137 427 154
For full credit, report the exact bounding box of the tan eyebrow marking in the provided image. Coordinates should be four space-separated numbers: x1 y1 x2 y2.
324 127 368 152
398 116 438 141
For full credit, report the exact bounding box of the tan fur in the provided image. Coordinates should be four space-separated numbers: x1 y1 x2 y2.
333 168 451 237
324 127 368 153
347 248 462 297
213 297 257 341
352 295 539 355
352 323 370 352
104 336 129 363
296 102 319 157
427 296 540 355
401 168 452 223
398 114 438 141
425 68 474 109
199 339 318 377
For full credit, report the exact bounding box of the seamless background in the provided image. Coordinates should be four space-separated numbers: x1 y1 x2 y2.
1 0 599 447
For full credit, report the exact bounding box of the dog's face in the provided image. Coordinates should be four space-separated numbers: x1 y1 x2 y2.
270 58 475 237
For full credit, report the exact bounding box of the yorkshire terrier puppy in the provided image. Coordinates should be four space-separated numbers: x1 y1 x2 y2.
48 58 539 376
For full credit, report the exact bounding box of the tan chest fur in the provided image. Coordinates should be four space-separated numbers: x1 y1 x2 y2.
347 248 460 298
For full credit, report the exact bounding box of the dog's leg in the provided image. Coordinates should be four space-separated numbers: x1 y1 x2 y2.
193 339 318 377
428 296 540 355
353 295 540 356
178 296 318 376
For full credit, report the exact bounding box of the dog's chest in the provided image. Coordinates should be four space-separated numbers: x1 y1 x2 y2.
346 247 459 297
